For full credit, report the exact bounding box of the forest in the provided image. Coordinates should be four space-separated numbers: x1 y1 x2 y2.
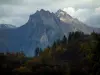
0 31 100 75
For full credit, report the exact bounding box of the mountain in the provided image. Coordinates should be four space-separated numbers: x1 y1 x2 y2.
55 9 100 36
0 24 16 29
0 9 99 56
0 9 64 56
16 9 64 55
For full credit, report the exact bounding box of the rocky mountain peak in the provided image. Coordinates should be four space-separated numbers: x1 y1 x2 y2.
30 9 53 19
56 9 72 19
27 9 55 26
55 9 74 24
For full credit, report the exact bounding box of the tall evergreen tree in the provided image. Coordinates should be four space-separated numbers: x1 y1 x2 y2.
62 35 67 44
35 47 40 57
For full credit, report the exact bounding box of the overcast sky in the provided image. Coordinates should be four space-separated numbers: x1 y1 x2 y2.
0 0 100 27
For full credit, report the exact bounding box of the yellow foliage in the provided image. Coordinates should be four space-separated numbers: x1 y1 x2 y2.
32 57 41 62
56 45 65 54
27 57 41 64
14 66 32 73
39 48 53 64
56 46 62 52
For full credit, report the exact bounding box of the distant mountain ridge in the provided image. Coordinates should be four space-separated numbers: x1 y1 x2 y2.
0 9 99 56
0 24 16 29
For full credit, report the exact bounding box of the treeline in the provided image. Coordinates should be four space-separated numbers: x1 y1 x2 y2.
0 31 100 75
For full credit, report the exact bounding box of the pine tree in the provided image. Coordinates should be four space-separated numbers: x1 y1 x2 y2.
35 47 40 57
62 35 67 44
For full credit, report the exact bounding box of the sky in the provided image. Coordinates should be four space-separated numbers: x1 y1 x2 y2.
0 0 100 27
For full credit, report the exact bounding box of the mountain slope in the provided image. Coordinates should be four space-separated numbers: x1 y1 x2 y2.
0 9 99 56
0 9 64 56
56 9 100 36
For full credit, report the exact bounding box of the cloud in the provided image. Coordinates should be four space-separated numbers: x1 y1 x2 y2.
63 7 93 22
63 7 75 17
0 16 28 27
63 7 100 27
86 14 100 27
0 0 99 27
85 7 100 27
0 0 23 5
